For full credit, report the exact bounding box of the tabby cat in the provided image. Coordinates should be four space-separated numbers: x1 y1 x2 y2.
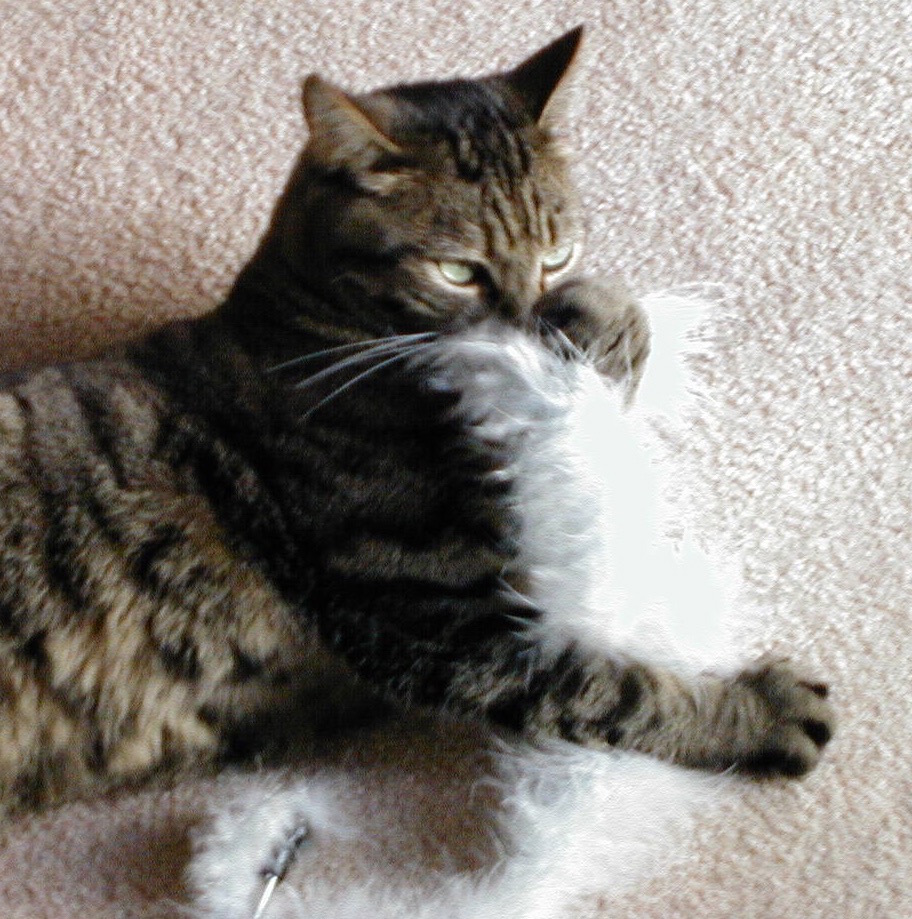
0 27 833 811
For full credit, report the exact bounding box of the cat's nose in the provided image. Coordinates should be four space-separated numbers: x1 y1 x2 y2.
497 295 539 326
496 274 540 324
497 295 532 323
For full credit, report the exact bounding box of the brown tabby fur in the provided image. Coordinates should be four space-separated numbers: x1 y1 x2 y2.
0 28 833 812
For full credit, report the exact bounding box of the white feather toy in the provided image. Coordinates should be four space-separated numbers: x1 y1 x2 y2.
190 287 750 919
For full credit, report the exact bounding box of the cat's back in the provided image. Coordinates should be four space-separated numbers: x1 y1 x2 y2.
0 345 316 810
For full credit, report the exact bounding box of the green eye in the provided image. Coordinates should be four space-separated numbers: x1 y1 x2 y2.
541 242 575 272
437 261 476 285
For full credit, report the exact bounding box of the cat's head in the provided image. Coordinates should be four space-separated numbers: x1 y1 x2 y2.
275 28 586 335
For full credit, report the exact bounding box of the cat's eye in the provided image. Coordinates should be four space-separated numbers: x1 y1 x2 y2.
437 260 477 286
541 242 575 272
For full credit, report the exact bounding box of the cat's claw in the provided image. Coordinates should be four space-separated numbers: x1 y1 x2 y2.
734 657 836 778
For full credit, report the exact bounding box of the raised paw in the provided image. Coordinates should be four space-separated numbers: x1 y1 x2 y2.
534 278 651 393
734 657 835 778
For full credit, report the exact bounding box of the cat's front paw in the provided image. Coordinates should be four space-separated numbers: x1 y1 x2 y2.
734 657 835 778
534 278 651 391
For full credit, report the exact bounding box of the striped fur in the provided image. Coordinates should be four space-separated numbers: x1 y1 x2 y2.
0 28 832 811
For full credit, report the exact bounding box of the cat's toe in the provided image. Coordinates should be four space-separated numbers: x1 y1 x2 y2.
736 657 836 778
535 279 651 388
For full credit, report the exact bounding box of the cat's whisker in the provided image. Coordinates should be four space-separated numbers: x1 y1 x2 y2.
537 318 559 352
553 326 584 361
538 319 585 364
301 341 438 421
290 337 431 392
497 576 537 610
268 332 435 374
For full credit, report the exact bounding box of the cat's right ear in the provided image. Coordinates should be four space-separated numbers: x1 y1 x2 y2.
302 75 402 171
503 25 585 130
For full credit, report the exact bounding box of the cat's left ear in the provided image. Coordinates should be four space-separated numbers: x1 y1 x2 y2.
502 25 585 129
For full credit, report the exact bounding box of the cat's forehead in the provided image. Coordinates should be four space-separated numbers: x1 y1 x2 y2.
378 78 556 182
379 83 577 252
385 79 515 127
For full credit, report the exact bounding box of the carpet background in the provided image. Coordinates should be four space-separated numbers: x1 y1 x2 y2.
0 1 909 916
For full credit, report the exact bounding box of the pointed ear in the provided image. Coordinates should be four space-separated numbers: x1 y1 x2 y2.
302 75 401 169
503 25 585 127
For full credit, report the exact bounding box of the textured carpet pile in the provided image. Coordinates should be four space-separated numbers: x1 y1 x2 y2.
0 1 909 916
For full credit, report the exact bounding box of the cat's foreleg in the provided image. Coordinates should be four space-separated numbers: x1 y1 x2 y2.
323 606 834 779
450 637 835 778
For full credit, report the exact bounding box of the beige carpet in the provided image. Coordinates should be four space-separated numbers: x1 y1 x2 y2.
1 1 910 916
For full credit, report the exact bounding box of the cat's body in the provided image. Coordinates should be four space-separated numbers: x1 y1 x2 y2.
0 27 833 812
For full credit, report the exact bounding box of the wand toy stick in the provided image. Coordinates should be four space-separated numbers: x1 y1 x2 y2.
252 822 310 919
